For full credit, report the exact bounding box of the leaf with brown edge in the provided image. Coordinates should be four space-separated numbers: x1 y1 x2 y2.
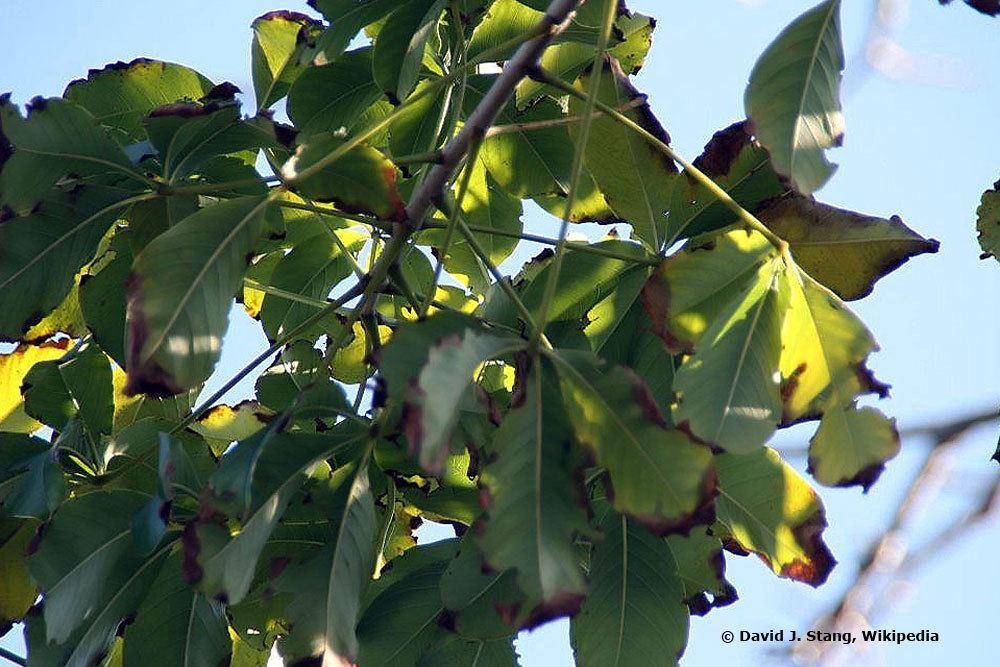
126 196 273 396
759 196 939 301
281 133 406 221
666 528 738 616
666 120 787 245
809 405 899 491
641 229 778 354
476 356 591 629
251 11 322 110
546 349 716 535
714 447 835 587
976 179 1000 263
189 400 276 457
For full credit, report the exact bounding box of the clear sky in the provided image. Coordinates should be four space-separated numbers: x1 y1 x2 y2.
2 1 999 665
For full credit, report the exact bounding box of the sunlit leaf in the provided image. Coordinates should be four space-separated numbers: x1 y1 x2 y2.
252 11 322 110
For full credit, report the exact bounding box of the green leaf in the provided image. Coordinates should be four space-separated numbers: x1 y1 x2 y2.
760 196 940 300
0 441 65 520
570 57 677 249
388 79 448 158
571 508 690 666
547 350 716 534
467 0 606 61
357 560 449 665
744 0 844 194
64 59 215 141
275 457 377 666
666 121 786 245
439 534 521 639
417 634 518 667
373 0 446 101
185 427 366 604
466 77 574 198
126 196 272 395
477 358 591 625
259 230 366 341
80 230 133 367
0 96 143 213
124 195 201 255
122 550 231 667
0 341 71 433
666 528 738 615
714 447 835 586
309 0 399 60
22 343 114 437
977 180 1000 263
672 256 788 453
28 489 151 643
287 48 383 136
0 186 138 341
282 134 406 221
255 341 350 420
0 519 38 630
404 329 525 472
252 11 322 110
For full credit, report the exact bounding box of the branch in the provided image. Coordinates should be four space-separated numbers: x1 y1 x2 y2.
0 647 26 667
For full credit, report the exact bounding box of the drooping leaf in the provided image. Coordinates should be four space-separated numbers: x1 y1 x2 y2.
287 47 383 136
122 550 231 667
714 447 835 586
571 507 690 666
744 0 845 194
275 457 377 666
477 358 591 626
404 329 525 472
0 96 142 213
570 57 677 249
547 350 716 534
126 195 273 395
760 196 939 300
282 133 407 221
252 11 322 110
0 340 71 433
63 59 215 140
673 256 788 453
373 0 447 101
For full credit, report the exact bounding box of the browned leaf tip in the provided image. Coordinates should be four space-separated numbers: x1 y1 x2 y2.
624 366 667 427
780 510 836 587
253 9 319 26
498 590 587 632
686 543 739 616
124 271 183 397
691 120 754 179
180 523 204 585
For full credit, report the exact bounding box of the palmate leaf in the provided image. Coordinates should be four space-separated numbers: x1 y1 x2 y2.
184 426 366 605
0 185 140 342
126 195 273 396
714 447 835 586
672 256 788 453
546 350 716 534
372 0 447 101
63 59 215 141
275 458 377 666
0 96 143 214
0 340 71 433
571 505 690 666
759 197 939 300
404 329 525 472
477 358 591 625
744 0 845 195
252 11 322 110
570 57 677 249
121 551 231 667
281 133 407 221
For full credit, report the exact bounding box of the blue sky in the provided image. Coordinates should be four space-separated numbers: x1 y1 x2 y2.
3 1 1000 665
